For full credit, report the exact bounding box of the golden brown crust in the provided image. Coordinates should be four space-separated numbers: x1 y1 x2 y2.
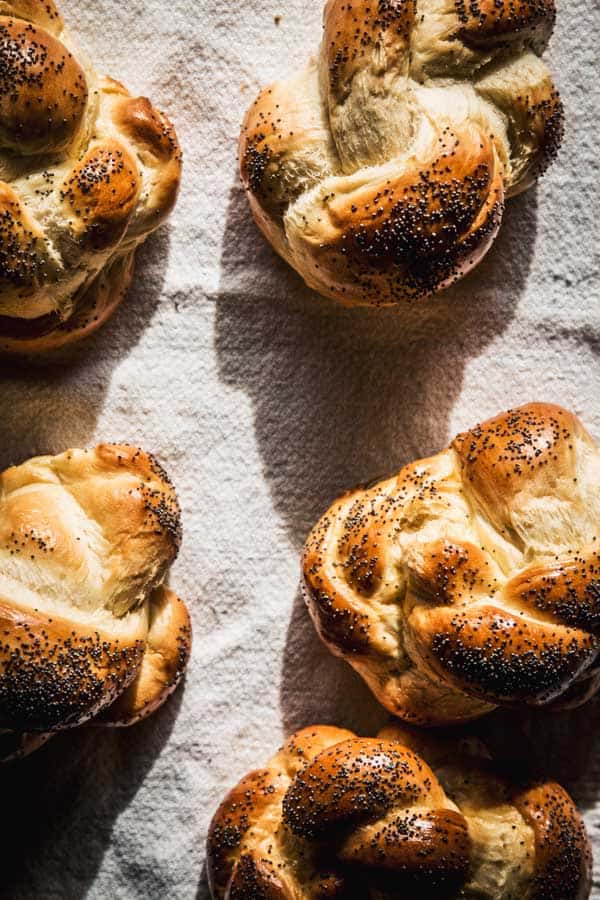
60 142 140 251
513 782 592 900
0 15 87 154
207 726 355 898
114 96 181 239
285 127 505 305
409 603 596 704
239 71 337 244
240 91 305 223
0 249 134 353
226 854 293 899
0 1 62 31
240 0 562 306
97 587 192 726
506 549 600 632
303 404 600 724
207 725 591 899
452 403 583 533
0 598 144 731
0 181 58 318
476 56 563 192
0 444 190 741
0 4 182 354
282 738 446 835
455 0 555 48
323 0 415 106
207 769 289 898
116 96 177 164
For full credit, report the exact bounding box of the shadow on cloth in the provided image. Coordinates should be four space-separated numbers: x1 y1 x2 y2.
0 227 172 467
471 699 600 812
1 687 184 899
214 176 539 740
0 227 179 898
214 181 537 552
197 862 210 900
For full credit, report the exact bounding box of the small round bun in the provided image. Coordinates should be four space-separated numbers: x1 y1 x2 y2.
304 403 600 724
0 3 181 353
207 724 591 899
0 444 191 753
240 0 562 305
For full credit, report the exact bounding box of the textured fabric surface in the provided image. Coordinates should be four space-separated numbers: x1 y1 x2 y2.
0 0 598 897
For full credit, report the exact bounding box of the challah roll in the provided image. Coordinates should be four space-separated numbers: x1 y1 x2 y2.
240 0 563 306
303 403 600 724
207 723 591 899
0 0 181 353
0 444 191 760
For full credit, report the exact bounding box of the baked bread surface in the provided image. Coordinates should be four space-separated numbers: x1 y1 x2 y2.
0 0 181 352
303 403 600 723
0 444 191 756
207 723 591 899
240 0 562 305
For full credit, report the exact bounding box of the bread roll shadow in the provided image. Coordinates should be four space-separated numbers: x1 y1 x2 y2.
215 176 539 745
472 700 600 813
280 586 389 737
0 227 172 469
215 178 537 552
0 686 184 899
196 863 210 900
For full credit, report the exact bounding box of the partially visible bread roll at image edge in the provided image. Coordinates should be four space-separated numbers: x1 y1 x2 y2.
0 0 181 353
207 723 591 899
303 403 600 724
240 0 563 306
0 444 191 762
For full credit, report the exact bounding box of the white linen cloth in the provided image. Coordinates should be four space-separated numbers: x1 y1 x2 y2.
0 0 599 896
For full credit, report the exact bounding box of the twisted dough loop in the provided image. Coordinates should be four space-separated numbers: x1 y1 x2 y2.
303 404 600 724
207 724 591 899
0 0 181 352
240 0 562 305
0 444 191 752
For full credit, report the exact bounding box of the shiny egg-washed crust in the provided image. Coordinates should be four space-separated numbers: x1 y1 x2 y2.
303 403 600 724
207 724 591 899
0 587 192 762
0 1 181 353
0 444 191 755
239 0 563 306
96 586 192 727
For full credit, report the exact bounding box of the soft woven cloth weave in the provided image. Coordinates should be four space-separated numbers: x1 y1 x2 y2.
0 0 598 897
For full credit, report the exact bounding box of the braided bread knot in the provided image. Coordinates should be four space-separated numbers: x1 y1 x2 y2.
207 725 591 898
240 0 562 305
0 0 181 352
304 404 600 724
282 737 471 892
0 443 192 760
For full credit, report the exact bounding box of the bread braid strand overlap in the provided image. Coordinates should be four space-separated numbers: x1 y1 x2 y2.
0 0 181 352
240 0 562 305
0 444 191 759
303 403 600 724
207 724 591 899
